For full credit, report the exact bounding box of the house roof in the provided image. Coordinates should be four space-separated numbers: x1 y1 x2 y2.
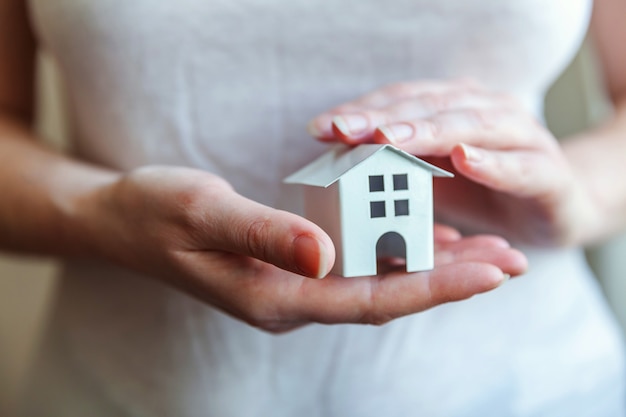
284 144 453 187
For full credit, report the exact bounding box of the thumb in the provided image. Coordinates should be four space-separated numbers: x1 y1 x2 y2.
206 190 335 278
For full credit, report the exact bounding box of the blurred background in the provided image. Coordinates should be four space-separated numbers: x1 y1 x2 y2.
1 37 626 415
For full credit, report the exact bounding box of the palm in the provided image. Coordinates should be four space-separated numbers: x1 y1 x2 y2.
428 157 560 245
175 229 526 333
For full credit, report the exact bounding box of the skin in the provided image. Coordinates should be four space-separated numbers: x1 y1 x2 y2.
21 0 626 333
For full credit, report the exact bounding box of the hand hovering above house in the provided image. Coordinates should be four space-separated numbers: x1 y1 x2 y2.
308 78 603 247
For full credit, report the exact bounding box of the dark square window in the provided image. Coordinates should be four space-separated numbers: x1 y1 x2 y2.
369 175 384 192
394 199 409 216
370 201 386 218
393 174 408 190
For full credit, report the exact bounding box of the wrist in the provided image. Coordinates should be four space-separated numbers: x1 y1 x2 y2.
53 167 123 259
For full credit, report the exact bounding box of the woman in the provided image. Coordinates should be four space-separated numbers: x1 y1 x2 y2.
2 0 625 415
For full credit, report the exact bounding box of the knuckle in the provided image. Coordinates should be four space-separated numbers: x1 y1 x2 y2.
163 188 208 233
383 81 426 100
243 217 273 260
175 175 232 217
355 279 394 326
420 91 463 113
418 92 443 112
424 118 441 137
174 184 227 231
384 82 411 96
465 108 495 129
365 313 393 326
247 318 288 334
243 304 300 334
257 321 300 334
173 185 204 214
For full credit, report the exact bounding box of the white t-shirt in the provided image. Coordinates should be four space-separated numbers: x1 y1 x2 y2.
20 0 625 416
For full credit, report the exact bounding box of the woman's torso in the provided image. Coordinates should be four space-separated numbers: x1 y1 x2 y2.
20 1 625 416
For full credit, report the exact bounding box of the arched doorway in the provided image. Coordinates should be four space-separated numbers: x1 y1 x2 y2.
376 232 407 267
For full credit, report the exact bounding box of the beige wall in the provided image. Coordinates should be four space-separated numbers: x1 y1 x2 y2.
545 39 626 332
0 54 66 416
1 41 626 415
0 258 57 415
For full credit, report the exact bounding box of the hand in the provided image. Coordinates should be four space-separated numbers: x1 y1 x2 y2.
79 166 526 332
308 79 597 246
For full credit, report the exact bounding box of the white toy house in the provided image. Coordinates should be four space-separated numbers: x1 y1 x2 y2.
285 144 453 277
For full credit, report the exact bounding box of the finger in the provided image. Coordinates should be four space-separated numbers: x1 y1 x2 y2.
289 232 527 325
379 234 526 276
373 108 552 157
435 234 510 251
433 234 527 276
294 262 508 325
435 244 528 277
202 189 336 279
328 93 517 144
191 233 526 330
450 143 568 197
433 223 462 242
307 78 481 140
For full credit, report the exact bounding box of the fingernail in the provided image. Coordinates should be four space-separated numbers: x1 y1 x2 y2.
333 114 369 136
294 235 328 279
498 273 511 287
379 123 415 144
459 143 483 163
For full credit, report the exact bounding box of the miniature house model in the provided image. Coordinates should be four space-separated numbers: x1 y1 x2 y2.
285 144 453 277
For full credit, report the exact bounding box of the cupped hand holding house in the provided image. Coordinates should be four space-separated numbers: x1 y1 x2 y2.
82 165 526 333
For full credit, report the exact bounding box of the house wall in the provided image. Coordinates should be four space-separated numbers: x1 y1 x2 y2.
338 150 434 277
